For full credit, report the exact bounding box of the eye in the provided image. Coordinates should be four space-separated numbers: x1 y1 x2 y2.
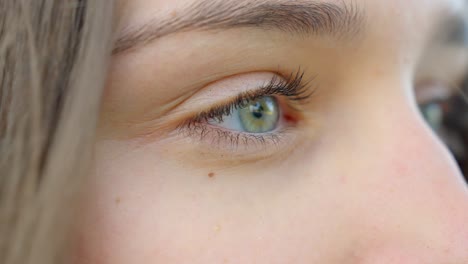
178 69 312 153
419 99 445 131
415 81 452 131
209 96 280 133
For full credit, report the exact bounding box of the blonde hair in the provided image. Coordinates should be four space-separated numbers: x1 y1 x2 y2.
0 1 114 263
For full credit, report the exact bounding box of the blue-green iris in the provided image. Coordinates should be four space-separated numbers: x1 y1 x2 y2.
238 96 279 133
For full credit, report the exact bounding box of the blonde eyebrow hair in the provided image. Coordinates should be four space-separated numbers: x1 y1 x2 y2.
113 0 366 54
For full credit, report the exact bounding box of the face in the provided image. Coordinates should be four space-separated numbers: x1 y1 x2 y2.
74 0 468 263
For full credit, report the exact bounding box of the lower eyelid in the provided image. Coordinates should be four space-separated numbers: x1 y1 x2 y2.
414 81 454 104
176 107 299 156
175 122 299 159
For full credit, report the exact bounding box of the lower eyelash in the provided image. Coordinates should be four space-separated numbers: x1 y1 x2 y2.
182 122 284 149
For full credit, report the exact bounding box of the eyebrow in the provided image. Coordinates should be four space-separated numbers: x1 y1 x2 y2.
113 0 365 54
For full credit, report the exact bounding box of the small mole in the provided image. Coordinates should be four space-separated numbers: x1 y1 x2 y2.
208 172 215 178
115 197 121 205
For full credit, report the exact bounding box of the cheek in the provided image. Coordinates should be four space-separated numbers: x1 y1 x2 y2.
73 140 348 263
72 114 468 264
72 142 271 263
356 246 431 264
73 144 164 263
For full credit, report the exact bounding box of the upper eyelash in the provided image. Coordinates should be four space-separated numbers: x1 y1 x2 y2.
187 68 314 124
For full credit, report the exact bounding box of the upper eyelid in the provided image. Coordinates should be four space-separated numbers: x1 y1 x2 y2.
184 69 312 124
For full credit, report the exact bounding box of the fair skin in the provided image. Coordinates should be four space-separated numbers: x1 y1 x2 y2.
74 0 468 263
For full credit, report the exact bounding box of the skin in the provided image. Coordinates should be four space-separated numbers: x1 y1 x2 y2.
74 0 468 263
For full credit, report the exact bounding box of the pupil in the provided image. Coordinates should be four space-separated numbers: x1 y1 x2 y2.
250 102 264 119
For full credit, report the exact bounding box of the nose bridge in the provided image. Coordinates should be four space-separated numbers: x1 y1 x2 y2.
368 82 468 199
384 92 465 187
357 88 468 258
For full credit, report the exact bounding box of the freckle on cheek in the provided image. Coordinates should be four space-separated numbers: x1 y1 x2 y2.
208 172 215 178
115 197 121 205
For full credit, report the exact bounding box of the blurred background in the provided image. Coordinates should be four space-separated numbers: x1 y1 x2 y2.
419 77 468 183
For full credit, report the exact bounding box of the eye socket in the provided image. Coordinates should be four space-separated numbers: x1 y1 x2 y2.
209 96 281 133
